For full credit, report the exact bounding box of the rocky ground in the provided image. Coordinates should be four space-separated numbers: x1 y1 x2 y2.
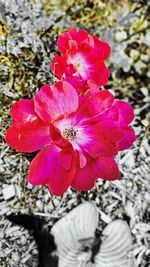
0 0 150 266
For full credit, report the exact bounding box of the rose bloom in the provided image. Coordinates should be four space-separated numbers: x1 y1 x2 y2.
5 81 135 195
52 28 111 93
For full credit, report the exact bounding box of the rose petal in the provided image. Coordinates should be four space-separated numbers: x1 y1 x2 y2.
118 127 136 150
114 101 135 125
79 122 118 158
28 144 77 195
100 119 124 143
71 156 119 191
5 120 50 153
93 35 111 59
57 28 89 53
65 77 89 95
10 99 38 127
86 60 110 86
95 157 120 181
75 90 114 123
79 151 87 168
71 159 96 191
49 124 71 150
5 99 50 152
51 54 67 79
34 81 79 124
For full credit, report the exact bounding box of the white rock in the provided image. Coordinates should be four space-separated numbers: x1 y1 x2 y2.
2 185 16 200
115 30 127 41
140 87 148 96
144 31 150 46
134 61 144 73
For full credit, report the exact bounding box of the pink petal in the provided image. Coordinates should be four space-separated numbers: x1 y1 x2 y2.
100 119 124 143
71 156 119 191
5 99 50 152
71 160 96 191
98 105 118 121
90 90 114 114
114 101 135 125
95 62 110 86
28 144 77 195
5 120 50 153
79 151 87 168
76 90 114 122
57 28 88 53
95 157 120 181
65 77 100 96
57 32 70 53
87 80 100 95
51 54 67 79
69 28 89 44
93 35 111 59
118 127 136 150
10 99 38 127
34 81 79 124
49 124 71 150
81 55 110 86
65 77 89 95
80 122 118 158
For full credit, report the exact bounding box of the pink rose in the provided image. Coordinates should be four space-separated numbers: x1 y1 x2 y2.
5 81 135 195
52 28 111 93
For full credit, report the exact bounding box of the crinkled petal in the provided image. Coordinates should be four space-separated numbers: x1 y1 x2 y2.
71 156 119 191
49 124 71 150
65 77 89 95
28 144 77 196
5 99 50 152
71 158 96 191
99 119 124 143
87 80 100 95
93 35 111 59
65 77 100 96
86 61 110 86
114 101 135 125
74 90 114 123
79 151 87 168
51 54 67 79
10 99 38 127
79 122 118 158
5 120 50 153
57 28 89 53
34 81 79 124
118 127 136 150
95 157 120 181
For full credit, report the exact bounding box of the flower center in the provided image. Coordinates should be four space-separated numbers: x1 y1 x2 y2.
75 59 82 68
74 58 85 73
67 53 87 79
62 126 78 141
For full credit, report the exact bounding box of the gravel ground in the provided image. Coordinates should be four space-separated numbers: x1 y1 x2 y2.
0 1 150 266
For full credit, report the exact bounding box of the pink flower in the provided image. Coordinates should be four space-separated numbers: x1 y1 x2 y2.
5 81 135 195
52 28 111 93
